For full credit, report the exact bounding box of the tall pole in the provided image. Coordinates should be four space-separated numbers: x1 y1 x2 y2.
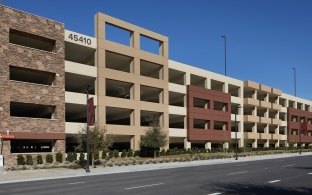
221 35 227 76
292 68 296 97
86 84 91 173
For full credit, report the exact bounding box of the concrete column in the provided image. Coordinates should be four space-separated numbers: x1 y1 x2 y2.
264 124 269 134
185 73 191 85
252 123 257 133
275 140 280 148
205 142 212 150
264 93 269 102
253 90 257 99
184 138 191 149
252 106 257 116
275 126 280 134
285 142 289 148
206 79 211 89
239 138 244 148
265 109 269 118
131 135 141 151
264 140 269 148
293 143 298 147
53 140 65 152
252 139 257 148
223 142 229 149
224 83 228 93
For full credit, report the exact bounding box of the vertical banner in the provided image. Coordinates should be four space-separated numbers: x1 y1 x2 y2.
87 97 95 126
300 122 307 135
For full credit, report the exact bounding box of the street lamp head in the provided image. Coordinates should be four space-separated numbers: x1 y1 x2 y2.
221 35 226 39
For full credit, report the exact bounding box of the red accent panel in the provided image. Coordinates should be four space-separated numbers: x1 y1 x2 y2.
187 85 231 142
12 132 65 140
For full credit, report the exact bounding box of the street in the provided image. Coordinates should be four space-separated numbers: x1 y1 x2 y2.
0 155 311 195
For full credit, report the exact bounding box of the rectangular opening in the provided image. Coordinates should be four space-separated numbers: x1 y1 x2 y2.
193 119 210 129
228 84 240 97
106 51 133 73
194 98 209 109
105 23 132 47
65 42 95 66
140 35 162 55
211 79 224 92
169 69 185 85
244 88 255 98
141 110 162 127
305 105 310 111
279 126 286 135
190 74 206 88
257 108 266 117
279 98 286 107
257 91 267 101
169 91 185 107
65 103 87 123
291 115 298 122
269 110 278 119
10 66 55 86
140 60 163 79
214 121 227 130
169 114 185 129
231 104 241 114
243 106 254 115
299 117 305 123
291 129 298 135
106 107 133 126
140 85 162 103
231 121 240 132
257 124 266 133
289 100 295 108
106 79 133 99
11 140 53 153
214 101 228 112
9 29 56 52
308 118 312 124
244 123 253 133
65 73 95 95
10 102 56 119
279 112 286 121
269 125 276 134
297 102 303 110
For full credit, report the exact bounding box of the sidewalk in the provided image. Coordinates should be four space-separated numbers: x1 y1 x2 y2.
1 152 311 184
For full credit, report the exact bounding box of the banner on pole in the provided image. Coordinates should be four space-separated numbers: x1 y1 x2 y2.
87 97 95 126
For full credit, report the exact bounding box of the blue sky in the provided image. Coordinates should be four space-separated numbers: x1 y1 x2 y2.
3 0 312 100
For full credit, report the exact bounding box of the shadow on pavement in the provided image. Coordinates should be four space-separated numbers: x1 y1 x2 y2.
202 182 312 195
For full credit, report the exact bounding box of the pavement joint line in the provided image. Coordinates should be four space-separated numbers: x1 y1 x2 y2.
227 171 247 175
268 180 281 183
124 183 164 190
235 164 248 167
207 193 222 195
282 164 295 167
68 181 86 185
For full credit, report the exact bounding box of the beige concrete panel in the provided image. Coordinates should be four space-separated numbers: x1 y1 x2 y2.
137 50 168 65
271 118 282 125
101 96 138 109
65 92 97 105
99 40 136 56
97 13 136 32
65 122 85 134
260 100 271 109
169 106 187 115
244 115 260 123
260 133 271 139
139 101 167 112
97 77 106 96
168 83 186 94
244 98 260 107
260 117 271 124
280 135 287 140
106 124 136 135
138 76 168 89
244 132 260 139
244 80 260 90
133 32 140 49
134 26 168 43
272 88 282 96
271 103 282 110
100 68 136 83
65 61 97 77
271 134 281 140
260 84 271 93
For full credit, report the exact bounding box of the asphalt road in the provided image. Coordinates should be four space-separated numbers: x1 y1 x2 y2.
1 155 312 195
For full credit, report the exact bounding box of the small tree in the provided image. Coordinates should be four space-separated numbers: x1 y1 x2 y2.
141 123 167 158
17 154 25 165
37 155 43 164
46 154 53 164
25 155 33 166
55 152 63 163
76 123 114 167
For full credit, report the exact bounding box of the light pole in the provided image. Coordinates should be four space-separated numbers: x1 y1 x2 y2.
221 35 227 76
234 105 241 160
85 84 91 173
292 67 296 97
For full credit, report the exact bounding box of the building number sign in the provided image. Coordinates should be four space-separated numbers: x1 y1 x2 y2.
67 33 92 45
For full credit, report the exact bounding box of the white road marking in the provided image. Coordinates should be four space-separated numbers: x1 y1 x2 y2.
68 181 86 185
227 171 248 175
308 173 312 175
125 183 164 190
235 164 249 167
207 193 222 195
282 164 295 167
268 180 281 183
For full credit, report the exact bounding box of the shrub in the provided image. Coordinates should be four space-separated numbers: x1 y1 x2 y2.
66 152 76 162
17 155 25 165
25 155 33 166
127 149 133 157
46 154 53 164
108 151 114 159
121 150 127 158
36 155 43 164
133 150 140 157
160 149 166 156
113 150 119 158
79 153 85 161
94 151 100 160
55 152 63 163
101 150 107 159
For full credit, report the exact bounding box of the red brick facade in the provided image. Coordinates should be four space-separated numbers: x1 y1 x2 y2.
287 107 312 143
187 85 231 142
